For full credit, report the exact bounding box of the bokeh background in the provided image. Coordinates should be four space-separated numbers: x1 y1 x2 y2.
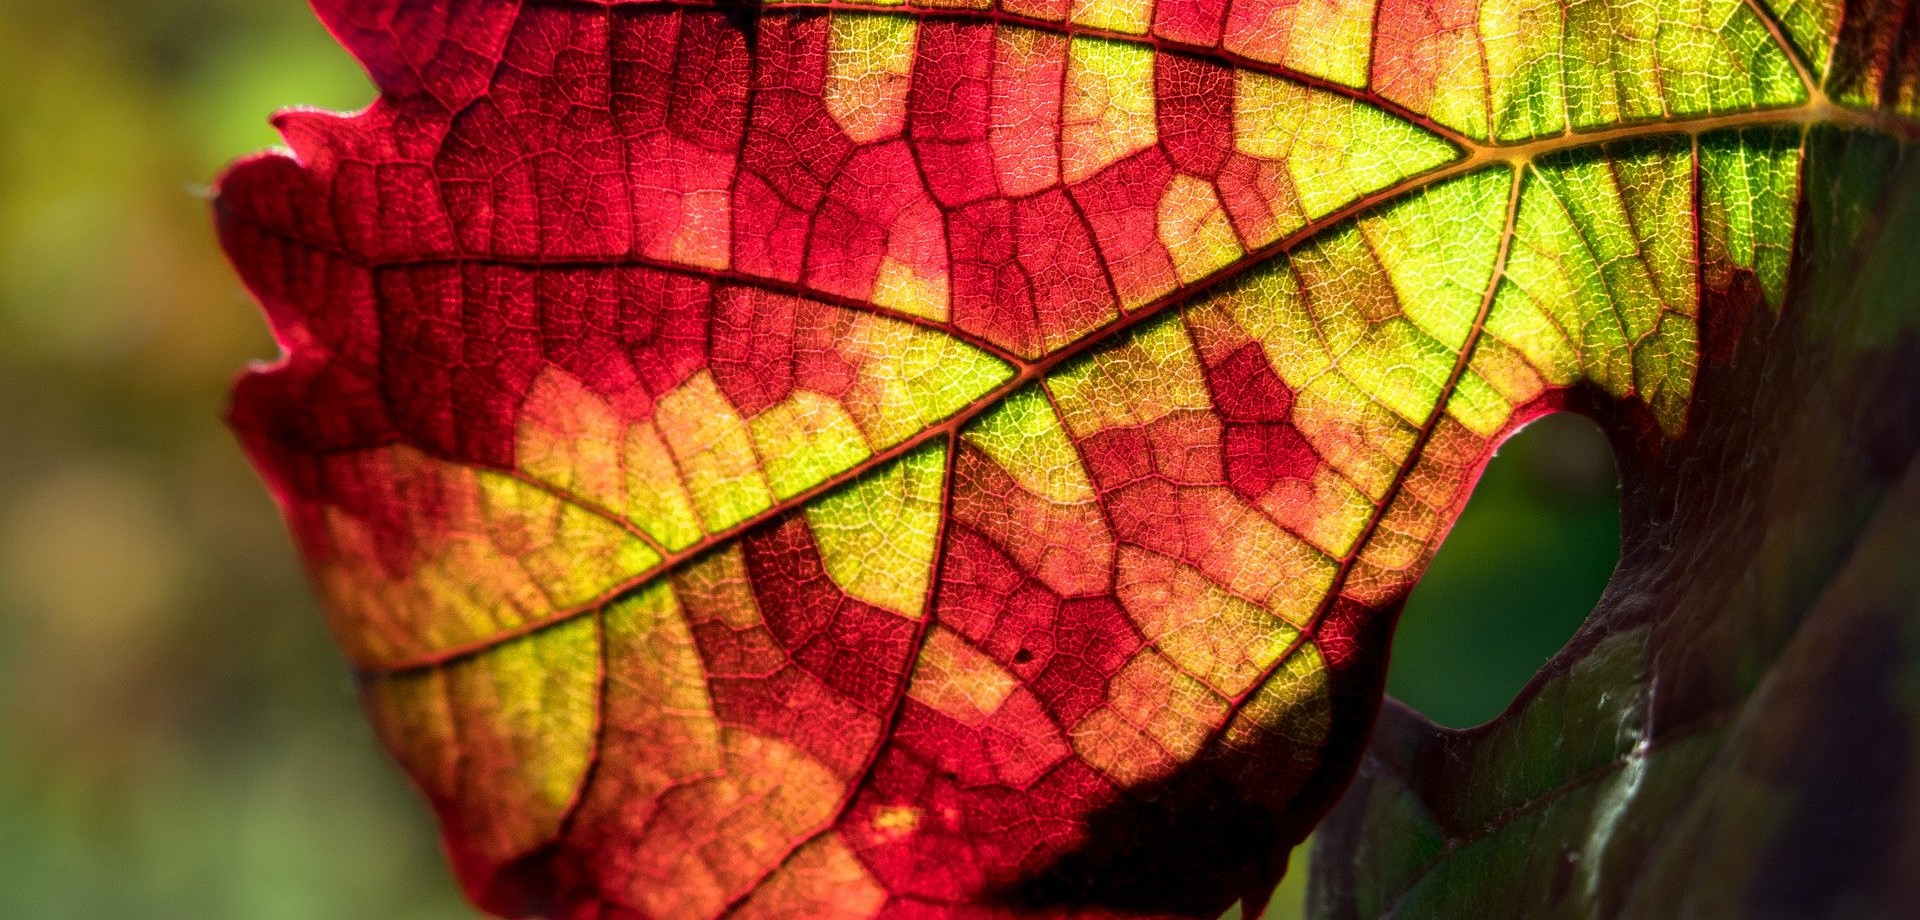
0 1 1621 916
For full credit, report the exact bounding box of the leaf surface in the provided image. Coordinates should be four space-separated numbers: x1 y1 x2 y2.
1309 127 1920 919
213 0 1920 917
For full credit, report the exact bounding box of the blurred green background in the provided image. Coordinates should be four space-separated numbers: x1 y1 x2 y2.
0 1 1619 916
0 0 467 916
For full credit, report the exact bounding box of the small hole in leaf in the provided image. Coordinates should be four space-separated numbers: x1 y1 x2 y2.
1013 648 1034 664
1386 413 1621 729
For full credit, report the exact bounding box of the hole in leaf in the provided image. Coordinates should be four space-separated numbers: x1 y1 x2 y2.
1385 412 1621 729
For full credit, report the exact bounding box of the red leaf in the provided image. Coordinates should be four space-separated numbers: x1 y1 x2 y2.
215 1 1920 916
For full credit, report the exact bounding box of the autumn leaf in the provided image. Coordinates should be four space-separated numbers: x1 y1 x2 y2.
213 0 1920 917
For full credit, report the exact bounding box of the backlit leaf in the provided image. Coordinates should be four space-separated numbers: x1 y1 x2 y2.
213 0 1920 916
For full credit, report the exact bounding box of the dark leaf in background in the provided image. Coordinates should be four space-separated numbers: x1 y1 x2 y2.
1312 125 1920 920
